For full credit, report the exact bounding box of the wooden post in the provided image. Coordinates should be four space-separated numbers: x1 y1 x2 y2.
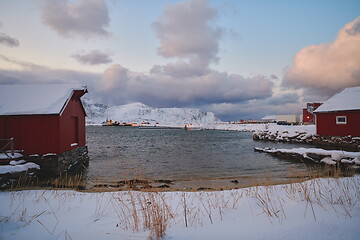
10 138 14 156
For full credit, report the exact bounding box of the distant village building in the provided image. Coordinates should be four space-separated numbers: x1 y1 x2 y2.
302 102 322 124
275 115 300 123
239 119 273 124
261 116 276 122
261 115 301 124
314 86 360 137
0 84 88 155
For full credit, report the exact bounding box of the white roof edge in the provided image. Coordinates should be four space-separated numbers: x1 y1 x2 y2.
314 109 360 113
59 91 74 116
59 86 88 116
313 86 360 113
0 84 87 116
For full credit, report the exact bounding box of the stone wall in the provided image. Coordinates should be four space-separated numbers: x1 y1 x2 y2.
25 146 89 176
253 131 360 151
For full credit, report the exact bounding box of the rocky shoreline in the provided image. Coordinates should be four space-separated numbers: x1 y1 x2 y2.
0 147 89 189
2 124 359 191
253 130 360 151
254 147 360 171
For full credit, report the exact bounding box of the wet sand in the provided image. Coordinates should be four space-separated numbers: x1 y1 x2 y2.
86 175 315 192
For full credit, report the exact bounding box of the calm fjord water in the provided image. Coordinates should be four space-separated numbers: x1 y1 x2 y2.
86 126 312 184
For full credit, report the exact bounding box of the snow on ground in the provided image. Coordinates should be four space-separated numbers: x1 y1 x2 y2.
0 162 40 174
256 147 360 160
193 123 316 135
9 160 26 165
0 155 40 175
83 99 317 139
1 176 359 240
0 152 23 160
255 147 360 167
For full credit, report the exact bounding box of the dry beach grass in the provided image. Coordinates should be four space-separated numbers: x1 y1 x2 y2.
6 160 358 192
2 154 359 239
1 172 359 239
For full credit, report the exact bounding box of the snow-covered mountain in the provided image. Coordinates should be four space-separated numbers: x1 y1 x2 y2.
82 98 220 125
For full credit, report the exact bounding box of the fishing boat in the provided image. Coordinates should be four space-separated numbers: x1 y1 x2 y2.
184 124 201 131
119 122 132 127
101 119 120 126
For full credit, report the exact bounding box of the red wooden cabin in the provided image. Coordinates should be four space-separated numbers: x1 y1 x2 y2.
302 102 322 124
0 84 88 155
314 86 360 137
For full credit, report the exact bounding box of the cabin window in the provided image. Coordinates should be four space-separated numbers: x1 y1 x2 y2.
336 116 347 124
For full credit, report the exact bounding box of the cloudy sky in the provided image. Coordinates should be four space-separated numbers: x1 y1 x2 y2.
0 0 359 120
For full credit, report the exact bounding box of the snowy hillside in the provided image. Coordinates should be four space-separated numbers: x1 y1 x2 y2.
81 98 110 124
82 98 220 125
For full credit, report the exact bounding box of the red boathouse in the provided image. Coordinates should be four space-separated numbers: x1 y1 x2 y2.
314 86 360 137
0 84 88 155
302 102 322 124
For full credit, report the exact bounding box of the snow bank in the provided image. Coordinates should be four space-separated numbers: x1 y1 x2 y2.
251 124 360 149
0 176 359 240
251 124 316 141
255 147 360 166
0 162 40 174
9 160 26 165
0 152 23 159
193 122 316 134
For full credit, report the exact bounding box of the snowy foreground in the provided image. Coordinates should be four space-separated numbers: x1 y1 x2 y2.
1 177 359 240
0 160 39 175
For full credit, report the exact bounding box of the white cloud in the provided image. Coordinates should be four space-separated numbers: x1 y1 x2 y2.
72 50 112 65
98 64 273 107
152 0 222 68
98 64 129 93
0 0 278 120
267 93 299 105
93 0 273 107
283 16 360 97
0 54 274 120
0 33 20 47
96 0 269 107
206 94 302 120
0 55 99 86
41 0 110 38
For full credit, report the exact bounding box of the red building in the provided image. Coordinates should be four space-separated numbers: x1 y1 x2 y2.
0 84 87 155
314 86 360 137
302 102 322 124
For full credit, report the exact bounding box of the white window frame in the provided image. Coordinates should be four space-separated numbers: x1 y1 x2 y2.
336 116 347 125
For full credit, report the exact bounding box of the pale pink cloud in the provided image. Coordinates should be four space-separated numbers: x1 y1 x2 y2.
0 33 20 47
152 0 222 68
72 50 112 65
98 64 273 106
41 0 110 38
283 16 360 97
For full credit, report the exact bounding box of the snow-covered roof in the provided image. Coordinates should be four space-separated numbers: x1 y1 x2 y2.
261 115 276 120
314 86 360 113
0 84 87 115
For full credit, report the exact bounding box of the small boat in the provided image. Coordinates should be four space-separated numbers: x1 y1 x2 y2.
101 119 120 126
184 124 202 131
119 122 132 127
139 126 181 130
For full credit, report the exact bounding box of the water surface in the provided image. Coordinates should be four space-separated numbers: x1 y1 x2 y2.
86 126 314 187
